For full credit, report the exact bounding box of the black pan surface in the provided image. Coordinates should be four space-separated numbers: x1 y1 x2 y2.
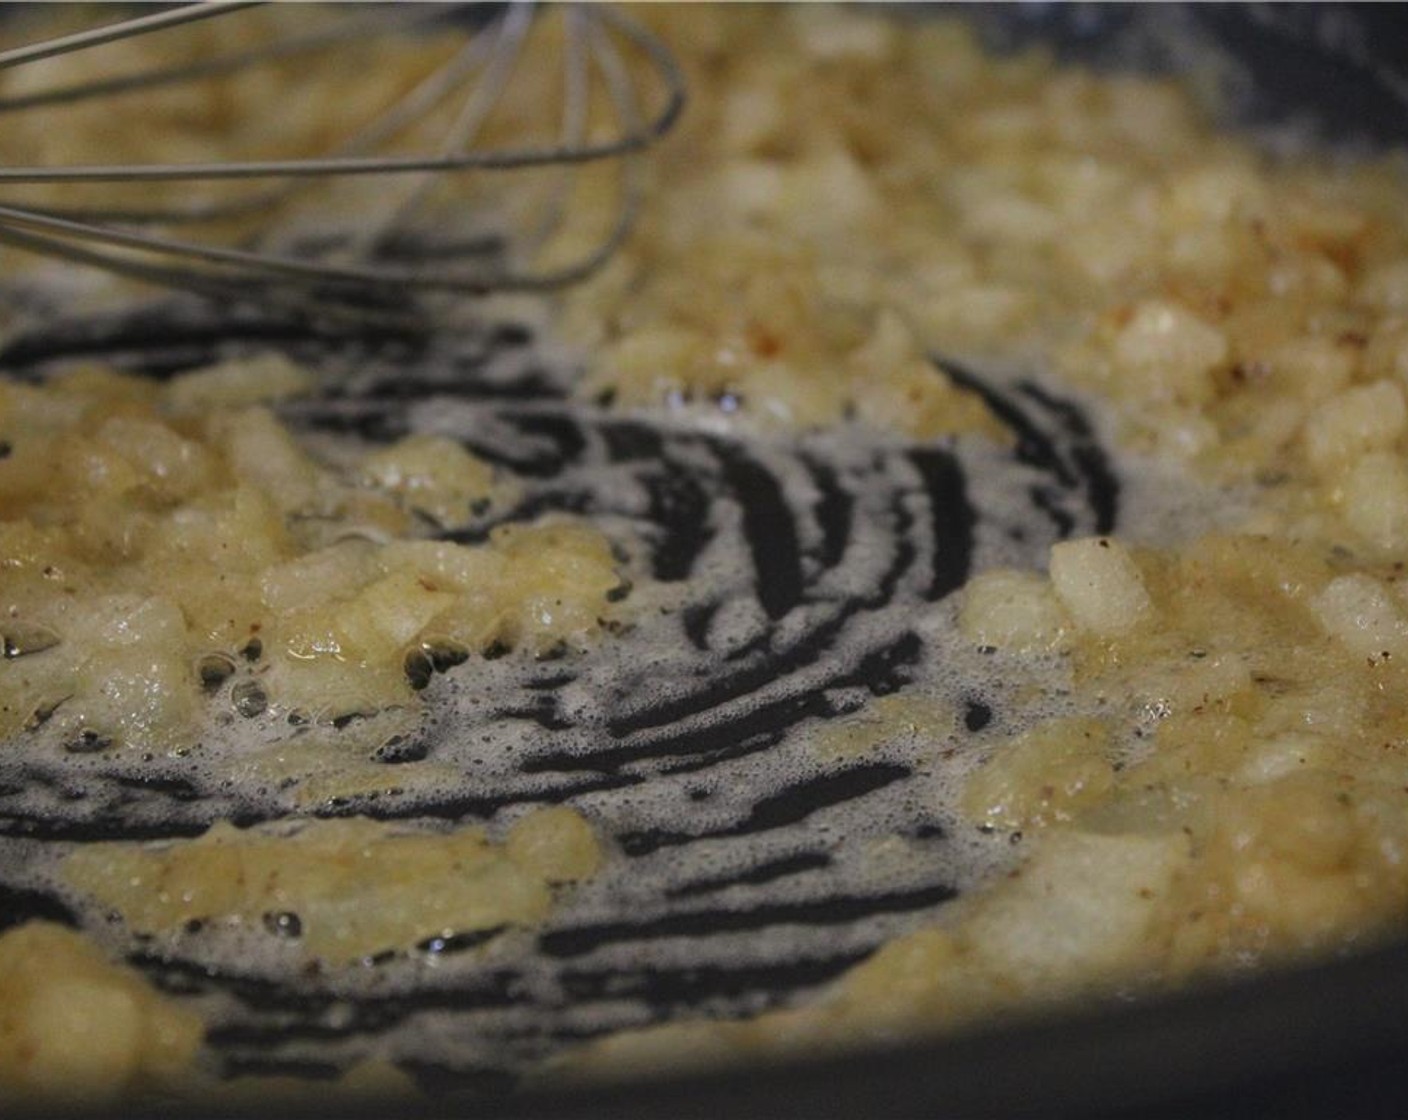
7 4 1408 1117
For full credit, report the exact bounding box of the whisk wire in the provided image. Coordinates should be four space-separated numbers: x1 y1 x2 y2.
346 2 537 264
518 4 592 257
0 2 686 310
0 10 504 229
0 1 260 72
0 5 453 115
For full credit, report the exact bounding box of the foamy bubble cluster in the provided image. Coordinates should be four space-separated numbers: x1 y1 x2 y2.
0 309 1227 1087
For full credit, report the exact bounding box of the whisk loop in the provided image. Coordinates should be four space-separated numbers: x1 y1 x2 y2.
0 2 685 315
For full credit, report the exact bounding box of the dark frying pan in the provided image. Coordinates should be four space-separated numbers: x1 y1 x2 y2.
6 4 1408 1117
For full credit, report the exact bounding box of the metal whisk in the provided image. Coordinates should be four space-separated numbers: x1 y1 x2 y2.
0 1 685 315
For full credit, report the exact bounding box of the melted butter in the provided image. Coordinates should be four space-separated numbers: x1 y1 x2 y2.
63 808 601 963
4 1 1408 1100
